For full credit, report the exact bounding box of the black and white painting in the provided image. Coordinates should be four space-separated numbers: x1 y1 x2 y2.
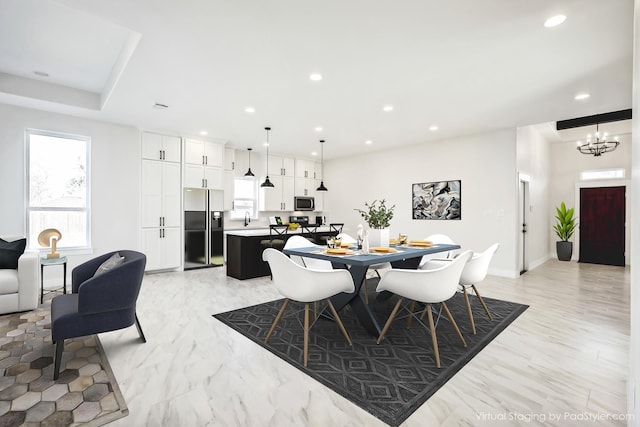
412 180 461 220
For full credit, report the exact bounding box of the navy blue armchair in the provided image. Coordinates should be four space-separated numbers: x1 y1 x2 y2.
51 250 147 380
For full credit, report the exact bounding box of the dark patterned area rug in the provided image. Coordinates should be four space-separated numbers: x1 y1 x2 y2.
0 300 128 426
214 283 528 426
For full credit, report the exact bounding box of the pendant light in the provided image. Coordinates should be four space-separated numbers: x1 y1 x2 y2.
316 139 328 191
244 148 255 176
260 127 274 188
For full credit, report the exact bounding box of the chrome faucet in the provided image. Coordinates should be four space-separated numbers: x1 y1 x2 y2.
244 211 250 227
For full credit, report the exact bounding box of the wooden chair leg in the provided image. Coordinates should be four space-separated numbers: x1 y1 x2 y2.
420 305 429 320
472 284 493 320
441 301 467 347
377 297 403 344
54 339 64 380
326 299 352 346
135 312 147 342
425 303 441 368
462 286 476 335
303 303 310 367
406 300 416 329
265 298 290 343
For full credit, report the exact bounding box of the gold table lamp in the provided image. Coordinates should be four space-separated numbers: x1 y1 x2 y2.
38 228 62 259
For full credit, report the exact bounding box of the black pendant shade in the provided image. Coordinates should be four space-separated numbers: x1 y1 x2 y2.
316 139 328 191
261 127 274 188
244 147 255 176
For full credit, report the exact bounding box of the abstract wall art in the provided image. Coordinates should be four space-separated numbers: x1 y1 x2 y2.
412 180 461 220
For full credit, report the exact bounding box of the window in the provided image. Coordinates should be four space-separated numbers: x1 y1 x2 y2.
26 130 90 249
230 176 258 220
580 168 625 181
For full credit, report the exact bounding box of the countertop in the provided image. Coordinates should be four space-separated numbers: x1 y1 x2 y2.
225 226 331 237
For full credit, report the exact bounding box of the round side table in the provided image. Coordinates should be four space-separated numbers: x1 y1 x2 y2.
40 256 67 304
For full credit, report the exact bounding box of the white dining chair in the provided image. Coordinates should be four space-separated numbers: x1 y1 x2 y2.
283 235 333 270
418 233 456 269
262 248 355 367
337 233 389 304
423 243 499 335
376 251 473 368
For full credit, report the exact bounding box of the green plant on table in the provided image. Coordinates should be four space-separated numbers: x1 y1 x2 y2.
553 201 577 241
354 199 395 229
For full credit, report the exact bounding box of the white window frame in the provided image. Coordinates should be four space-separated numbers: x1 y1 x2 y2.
230 176 258 220
25 129 91 251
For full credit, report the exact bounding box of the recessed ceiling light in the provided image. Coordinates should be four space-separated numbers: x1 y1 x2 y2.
544 15 566 28
309 73 323 81
383 105 394 112
365 140 373 145
311 151 318 156
315 126 323 132
244 107 255 113
263 143 269 147
200 131 208 136
153 102 169 110
33 70 49 77
429 125 439 131
574 93 590 100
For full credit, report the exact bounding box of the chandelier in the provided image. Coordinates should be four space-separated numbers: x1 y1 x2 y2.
576 123 620 157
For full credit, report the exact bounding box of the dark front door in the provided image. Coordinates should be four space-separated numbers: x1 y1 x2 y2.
579 186 625 266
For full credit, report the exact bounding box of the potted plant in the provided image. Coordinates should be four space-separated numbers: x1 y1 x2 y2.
553 201 577 261
355 199 395 247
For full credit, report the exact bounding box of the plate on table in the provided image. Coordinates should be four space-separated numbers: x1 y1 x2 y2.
325 248 354 255
370 247 397 253
408 240 433 247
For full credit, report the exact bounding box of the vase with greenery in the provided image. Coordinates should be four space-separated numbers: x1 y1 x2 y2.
553 201 577 261
355 199 395 247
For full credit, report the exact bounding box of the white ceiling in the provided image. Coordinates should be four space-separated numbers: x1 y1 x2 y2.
0 0 633 160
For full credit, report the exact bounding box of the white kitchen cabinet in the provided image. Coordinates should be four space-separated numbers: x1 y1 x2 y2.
141 227 181 271
295 159 318 180
141 160 181 228
140 131 182 272
184 164 224 190
267 154 295 177
224 147 235 171
260 175 295 211
185 138 224 168
224 170 234 211
141 132 181 162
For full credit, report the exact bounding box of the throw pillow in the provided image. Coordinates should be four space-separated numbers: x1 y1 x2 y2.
0 238 27 269
94 252 125 277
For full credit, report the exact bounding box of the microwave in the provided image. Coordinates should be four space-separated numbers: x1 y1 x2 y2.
294 196 315 211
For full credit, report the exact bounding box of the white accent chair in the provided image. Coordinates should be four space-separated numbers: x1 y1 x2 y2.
376 251 473 368
423 243 500 335
418 233 456 269
337 233 390 304
262 248 354 367
0 236 39 314
283 235 332 270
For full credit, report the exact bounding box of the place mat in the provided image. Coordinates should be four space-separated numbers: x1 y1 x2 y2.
213 284 528 426
0 299 128 426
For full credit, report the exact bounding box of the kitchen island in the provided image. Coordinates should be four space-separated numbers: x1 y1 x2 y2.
225 226 334 280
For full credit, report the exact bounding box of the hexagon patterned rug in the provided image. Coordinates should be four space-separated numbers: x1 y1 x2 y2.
0 304 127 426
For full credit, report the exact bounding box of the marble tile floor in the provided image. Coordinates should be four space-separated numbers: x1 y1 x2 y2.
96 259 629 427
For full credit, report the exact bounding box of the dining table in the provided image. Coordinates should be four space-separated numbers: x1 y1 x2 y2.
282 243 461 336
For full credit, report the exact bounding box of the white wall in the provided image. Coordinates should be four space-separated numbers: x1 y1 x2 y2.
323 129 519 277
516 123 552 269
549 127 632 262
628 2 639 423
0 103 140 274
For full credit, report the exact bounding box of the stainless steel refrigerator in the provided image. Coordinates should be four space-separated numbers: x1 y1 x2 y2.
184 189 224 270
